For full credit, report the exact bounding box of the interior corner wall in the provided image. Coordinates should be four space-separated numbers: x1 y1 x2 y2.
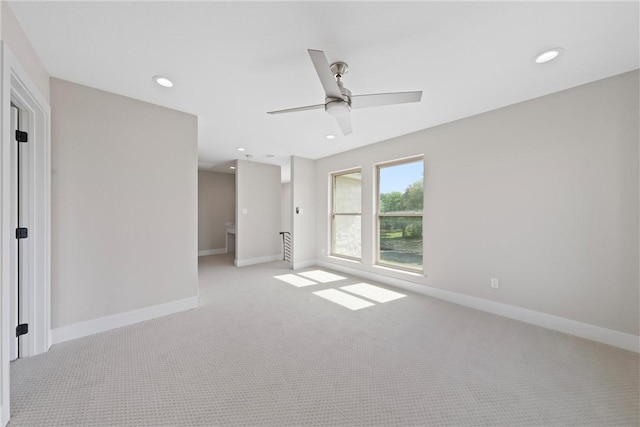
315 70 640 337
281 182 291 233
50 78 198 329
235 160 281 266
198 170 235 252
1 3 49 102
291 156 316 268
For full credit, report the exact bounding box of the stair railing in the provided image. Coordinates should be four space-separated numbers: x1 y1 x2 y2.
279 231 292 263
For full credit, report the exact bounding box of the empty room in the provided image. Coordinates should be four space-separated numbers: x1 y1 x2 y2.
0 1 638 426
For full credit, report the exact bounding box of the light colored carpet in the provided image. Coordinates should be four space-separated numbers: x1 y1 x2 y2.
9 253 640 426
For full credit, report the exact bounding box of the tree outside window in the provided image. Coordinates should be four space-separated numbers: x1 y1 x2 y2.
377 159 423 271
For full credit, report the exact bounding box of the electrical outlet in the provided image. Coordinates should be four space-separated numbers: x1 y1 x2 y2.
491 278 499 289
321 248 325 255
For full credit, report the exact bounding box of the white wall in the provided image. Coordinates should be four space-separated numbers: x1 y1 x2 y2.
315 70 639 336
291 156 316 269
235 160 281 266
281 182 291 233
50 78 198 329
198 170 235 253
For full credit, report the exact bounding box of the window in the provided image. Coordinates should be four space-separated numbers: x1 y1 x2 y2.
331 170 361 259
377 158 423 271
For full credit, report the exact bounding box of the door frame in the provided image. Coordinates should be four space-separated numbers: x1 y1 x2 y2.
0 42 51 426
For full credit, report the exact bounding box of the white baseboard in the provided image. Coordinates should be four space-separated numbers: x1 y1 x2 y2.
292 260 315 270
50 296 199 345
235 254 281 267
198 248 226 256
316 260 640 353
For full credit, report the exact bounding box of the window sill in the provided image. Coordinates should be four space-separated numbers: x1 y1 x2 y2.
327 255 362 264
373 263 425 278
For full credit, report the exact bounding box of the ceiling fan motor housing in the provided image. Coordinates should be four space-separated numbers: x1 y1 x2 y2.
326 64 352 118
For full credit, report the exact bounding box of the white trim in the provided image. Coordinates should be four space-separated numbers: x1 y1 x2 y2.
316 260 640 353
292 260 315 270
9 47 51 357
50 296 199 345
198 248 226 257
1 42 51 427
0 45 9 427
235 254 281 267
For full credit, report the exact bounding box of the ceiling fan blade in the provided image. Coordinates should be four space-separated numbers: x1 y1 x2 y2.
335 115 352 135
267 104 325 115
308 49 344 100
350 91 422 109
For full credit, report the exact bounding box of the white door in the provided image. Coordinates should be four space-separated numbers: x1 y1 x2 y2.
10 103 29 360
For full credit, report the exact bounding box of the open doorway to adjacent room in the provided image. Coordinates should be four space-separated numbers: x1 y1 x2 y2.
197 161 237 264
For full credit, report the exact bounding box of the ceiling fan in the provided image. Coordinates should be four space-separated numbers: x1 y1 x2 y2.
267 49 423 135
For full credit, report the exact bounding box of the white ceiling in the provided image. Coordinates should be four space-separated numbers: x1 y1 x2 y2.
9 1 639 181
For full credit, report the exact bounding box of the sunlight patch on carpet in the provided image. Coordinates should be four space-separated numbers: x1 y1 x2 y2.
298 270 346 283
340 283 407 303
274 274 318 287
313 289 375 310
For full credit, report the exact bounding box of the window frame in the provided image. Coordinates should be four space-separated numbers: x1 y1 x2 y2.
330 168 362 261
375 156 424 273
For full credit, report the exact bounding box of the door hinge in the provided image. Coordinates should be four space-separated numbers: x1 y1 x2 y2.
16 323 28 337
15 130 28 143
16 227 28 239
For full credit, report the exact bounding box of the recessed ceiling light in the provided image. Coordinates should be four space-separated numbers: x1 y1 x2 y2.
326 134 336 140
264 154 275 158
236 147 245 152
534 47 564 64
153 75 173 87
230 166 236 170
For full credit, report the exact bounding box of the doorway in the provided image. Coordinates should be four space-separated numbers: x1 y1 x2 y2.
9 102 29 361
1 45 52 426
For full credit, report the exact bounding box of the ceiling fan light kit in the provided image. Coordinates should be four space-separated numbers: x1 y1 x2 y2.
267 49 423 136
325 99 351 117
